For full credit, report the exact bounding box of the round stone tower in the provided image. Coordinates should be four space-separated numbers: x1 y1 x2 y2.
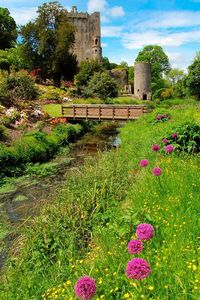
134 62 152 100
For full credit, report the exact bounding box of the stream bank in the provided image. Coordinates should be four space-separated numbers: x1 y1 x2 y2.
0 121 121 270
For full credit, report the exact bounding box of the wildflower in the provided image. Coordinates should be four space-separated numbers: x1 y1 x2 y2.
75 276 96 300
139 159 149 167
172 133 177 139
136 223 154 240
128 240 144 254
162 138 168 144
165 144 174 153
148 286 154 291
126 258 151 280
152 144 160 152
152 167 162 176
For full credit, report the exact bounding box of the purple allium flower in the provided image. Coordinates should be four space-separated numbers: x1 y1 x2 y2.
139 159 149 167
156 114 162 120
128 240 144 254
126 258 151 280
162 138 168 144
75 276 96 300
152 167 162 176
136 223 154 240
152 144 160 152
172 133 177 139
165 144 174 153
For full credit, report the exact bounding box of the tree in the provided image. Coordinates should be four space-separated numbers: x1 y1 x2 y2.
0 8 17 50
166 68 185 85
118 61 128 69
75 59 104 87
85 72 119 100
136 45 170 93
102 57 111 70
20 1 77 87
187 52 200 100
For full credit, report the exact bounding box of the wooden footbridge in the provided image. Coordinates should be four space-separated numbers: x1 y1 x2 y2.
61 104 149 121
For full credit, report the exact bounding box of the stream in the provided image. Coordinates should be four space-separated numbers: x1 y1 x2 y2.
0 124 121 270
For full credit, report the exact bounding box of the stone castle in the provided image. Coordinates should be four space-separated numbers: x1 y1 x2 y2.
67 6 102 63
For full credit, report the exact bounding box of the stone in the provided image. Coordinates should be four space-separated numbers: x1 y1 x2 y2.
134 62 152 100
67 6 102 63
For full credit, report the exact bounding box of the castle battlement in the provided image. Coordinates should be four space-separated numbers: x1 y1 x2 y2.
67 6 102 63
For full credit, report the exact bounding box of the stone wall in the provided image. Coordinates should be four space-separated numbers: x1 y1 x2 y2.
134 62 152 100
67 6 102 63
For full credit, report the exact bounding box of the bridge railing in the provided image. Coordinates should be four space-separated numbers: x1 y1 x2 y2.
61 104 149 121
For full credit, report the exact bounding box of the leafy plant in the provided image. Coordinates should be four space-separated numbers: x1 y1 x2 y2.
166 122 200 153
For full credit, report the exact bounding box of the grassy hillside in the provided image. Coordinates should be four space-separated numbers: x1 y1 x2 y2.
1 104 199 299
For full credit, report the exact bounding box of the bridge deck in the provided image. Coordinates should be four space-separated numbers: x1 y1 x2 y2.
61 104 148 121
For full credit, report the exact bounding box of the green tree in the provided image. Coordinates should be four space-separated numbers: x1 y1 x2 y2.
20 1 77 87
75 59 104 87
136 45 170 93
187 52 200 100
85 72 118 100
0 46 27 72
102 57 111 70
167 68 185 85
0 8 17 50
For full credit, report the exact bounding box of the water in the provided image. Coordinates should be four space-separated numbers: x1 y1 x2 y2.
0 127 121 269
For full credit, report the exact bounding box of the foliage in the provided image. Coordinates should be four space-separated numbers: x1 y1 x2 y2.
166 68 185 85
85 72 119 100
102 57 111 70
0 124 7 140
166 122 200 153
75 59 104 87
186 52 200 100
1 105 199 299
136 45 170 95
0 123 83 178
136 45 170 78
20 1 77 87
0 73 39 106
160 88 173 100
0 57 11 73
0 8 17 50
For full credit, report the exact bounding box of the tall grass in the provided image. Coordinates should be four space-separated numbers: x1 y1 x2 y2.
1 105 199 299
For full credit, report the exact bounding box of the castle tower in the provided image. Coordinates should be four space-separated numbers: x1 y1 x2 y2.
134 62 152 100
67 7 102 63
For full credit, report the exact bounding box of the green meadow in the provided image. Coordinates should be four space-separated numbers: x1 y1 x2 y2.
1 103 199 300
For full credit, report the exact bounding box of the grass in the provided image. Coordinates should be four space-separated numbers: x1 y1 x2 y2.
1 104 199 299
42 104 62 117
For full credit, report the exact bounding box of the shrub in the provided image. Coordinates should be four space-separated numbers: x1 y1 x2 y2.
0 123 83 178
166 122 200 153
160 88 173 100
0 73 39 107
0 124 7 140
85 72 119 100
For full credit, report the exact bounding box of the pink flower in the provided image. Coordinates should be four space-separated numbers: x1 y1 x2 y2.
128 240 144 254
152 144 160 152
165 144 174 153
152 167 162 176
75 276 96 300
172 133 177 139
136 223 154 240
126 258 151 280
162 138 168 144
139 159 149 167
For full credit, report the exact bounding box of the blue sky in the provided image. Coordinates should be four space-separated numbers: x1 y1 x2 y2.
1 0 200 70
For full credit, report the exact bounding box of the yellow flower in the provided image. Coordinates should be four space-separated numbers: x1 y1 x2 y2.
123 293 130 299
148 286 154 291
66 280 71 285
98 278 103 284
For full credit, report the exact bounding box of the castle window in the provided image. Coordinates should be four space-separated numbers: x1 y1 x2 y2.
95 38 98 45
95 49 98 53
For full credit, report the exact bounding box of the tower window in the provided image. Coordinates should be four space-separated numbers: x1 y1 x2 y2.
95 39 98 45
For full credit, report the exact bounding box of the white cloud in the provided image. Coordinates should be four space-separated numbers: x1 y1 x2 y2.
109 6 125 17
87 0 125 23
122 29 200 49
101 42 108 48
87 0 108 13
102 26 124 37
10 7 37 25
134 11 200 30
